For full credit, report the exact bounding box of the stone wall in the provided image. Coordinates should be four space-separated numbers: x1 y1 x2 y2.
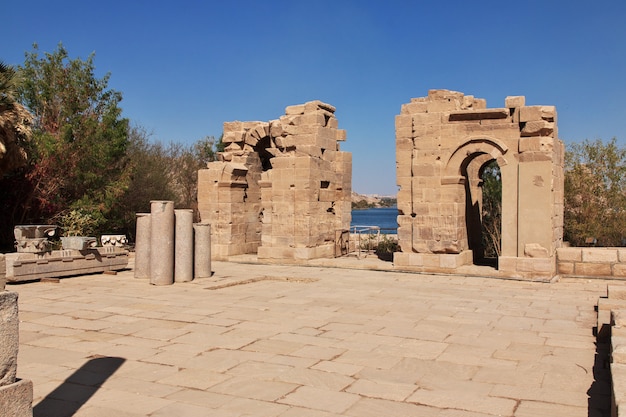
558 247 626 279
596 286 626 416
394 90 564 280
198 101 351 261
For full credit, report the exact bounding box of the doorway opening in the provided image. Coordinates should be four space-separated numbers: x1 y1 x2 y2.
463 156 501 269
479 160 501 267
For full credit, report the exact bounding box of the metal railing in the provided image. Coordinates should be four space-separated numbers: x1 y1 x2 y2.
349 225 399 259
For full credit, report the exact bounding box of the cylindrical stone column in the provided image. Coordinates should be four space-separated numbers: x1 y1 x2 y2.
150 200 175 285
175 209 194 283
0 291 18 386
193 223 212 279
134 213 151 279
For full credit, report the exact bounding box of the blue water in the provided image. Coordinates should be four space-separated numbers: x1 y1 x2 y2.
351 207 398 233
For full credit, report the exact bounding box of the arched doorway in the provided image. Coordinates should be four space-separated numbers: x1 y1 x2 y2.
451 139 507 268
463 158 502 267
394 90 563 280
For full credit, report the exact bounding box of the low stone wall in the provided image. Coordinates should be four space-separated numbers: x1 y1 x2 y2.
558 247 626 279
597 286 626 417
4 247 129 283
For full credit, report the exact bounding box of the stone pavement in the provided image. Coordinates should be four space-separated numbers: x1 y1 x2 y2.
12 256 614 416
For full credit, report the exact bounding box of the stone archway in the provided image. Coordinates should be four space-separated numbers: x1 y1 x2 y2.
394 90 564 281
197 101 352 262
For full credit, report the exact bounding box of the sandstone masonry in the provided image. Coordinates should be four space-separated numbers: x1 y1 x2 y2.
198 101 351 261
394 90 564 280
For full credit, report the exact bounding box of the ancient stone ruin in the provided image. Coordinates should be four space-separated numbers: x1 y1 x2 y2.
198 100 352 262
134 201 212 285
394 89 564 280
5 225 129 283
0 264 33 416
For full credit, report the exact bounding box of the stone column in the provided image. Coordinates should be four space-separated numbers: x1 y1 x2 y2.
150 201 175 285
0 291 18 386
193 223 212 279
134 213 151 279
0 290 33 416
0 255 5 290
175 209 194 283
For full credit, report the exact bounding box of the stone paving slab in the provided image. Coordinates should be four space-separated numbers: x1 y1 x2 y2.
10 259 616 416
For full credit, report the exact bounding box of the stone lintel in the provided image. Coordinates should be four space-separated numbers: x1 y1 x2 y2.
448 108 509 121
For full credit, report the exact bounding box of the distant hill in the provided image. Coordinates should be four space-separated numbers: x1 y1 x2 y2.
351 192 397 209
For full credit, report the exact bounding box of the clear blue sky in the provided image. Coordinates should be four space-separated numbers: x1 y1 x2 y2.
5 0 626 195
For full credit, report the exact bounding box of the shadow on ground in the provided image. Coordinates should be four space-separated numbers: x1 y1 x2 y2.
33 356 125 417
588 340 612 416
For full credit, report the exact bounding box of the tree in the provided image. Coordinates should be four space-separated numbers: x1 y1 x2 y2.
166 136 220 216
481 160 501 258
24 44 129 231
0 62 33 249
0 61 30 175
110 126 177 239
1 43 129 240
111 130 222 240
564 138 626 246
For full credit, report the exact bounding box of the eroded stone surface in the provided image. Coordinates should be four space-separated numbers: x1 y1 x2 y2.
198 101 351 261
395 89 564 280
0 291 18 387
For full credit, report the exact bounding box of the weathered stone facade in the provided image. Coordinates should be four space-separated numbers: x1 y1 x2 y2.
198 101 351 261
394 90 564 280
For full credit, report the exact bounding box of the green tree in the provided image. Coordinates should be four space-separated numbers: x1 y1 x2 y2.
0 61 33 249
564 138 626 246
481 161 501 258
13 43 129 236
0 61 31 175
110 126 177 239
112 130 222 240
352 199 372 210
167 136 220 214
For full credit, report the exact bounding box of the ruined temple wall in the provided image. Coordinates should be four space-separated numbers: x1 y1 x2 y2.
198 100 351 261
257 102 351 260
552 129 566 255
395 90 564 280
508 97 563 258
197 152 263 259
396 90 521 255
333 151 353 236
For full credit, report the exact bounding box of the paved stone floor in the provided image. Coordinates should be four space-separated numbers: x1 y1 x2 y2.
12 257 614 416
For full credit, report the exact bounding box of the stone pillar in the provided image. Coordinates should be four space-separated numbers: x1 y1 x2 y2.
0 255 5 290
0 292 18 386
193 223 212 279
134 213 151 279
150 201 175 286
175 209 194 283
0 290 32 417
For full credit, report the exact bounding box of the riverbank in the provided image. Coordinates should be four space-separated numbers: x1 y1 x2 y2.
351 192 396 209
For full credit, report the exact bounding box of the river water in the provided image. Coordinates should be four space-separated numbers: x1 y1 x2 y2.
350 207 398 233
